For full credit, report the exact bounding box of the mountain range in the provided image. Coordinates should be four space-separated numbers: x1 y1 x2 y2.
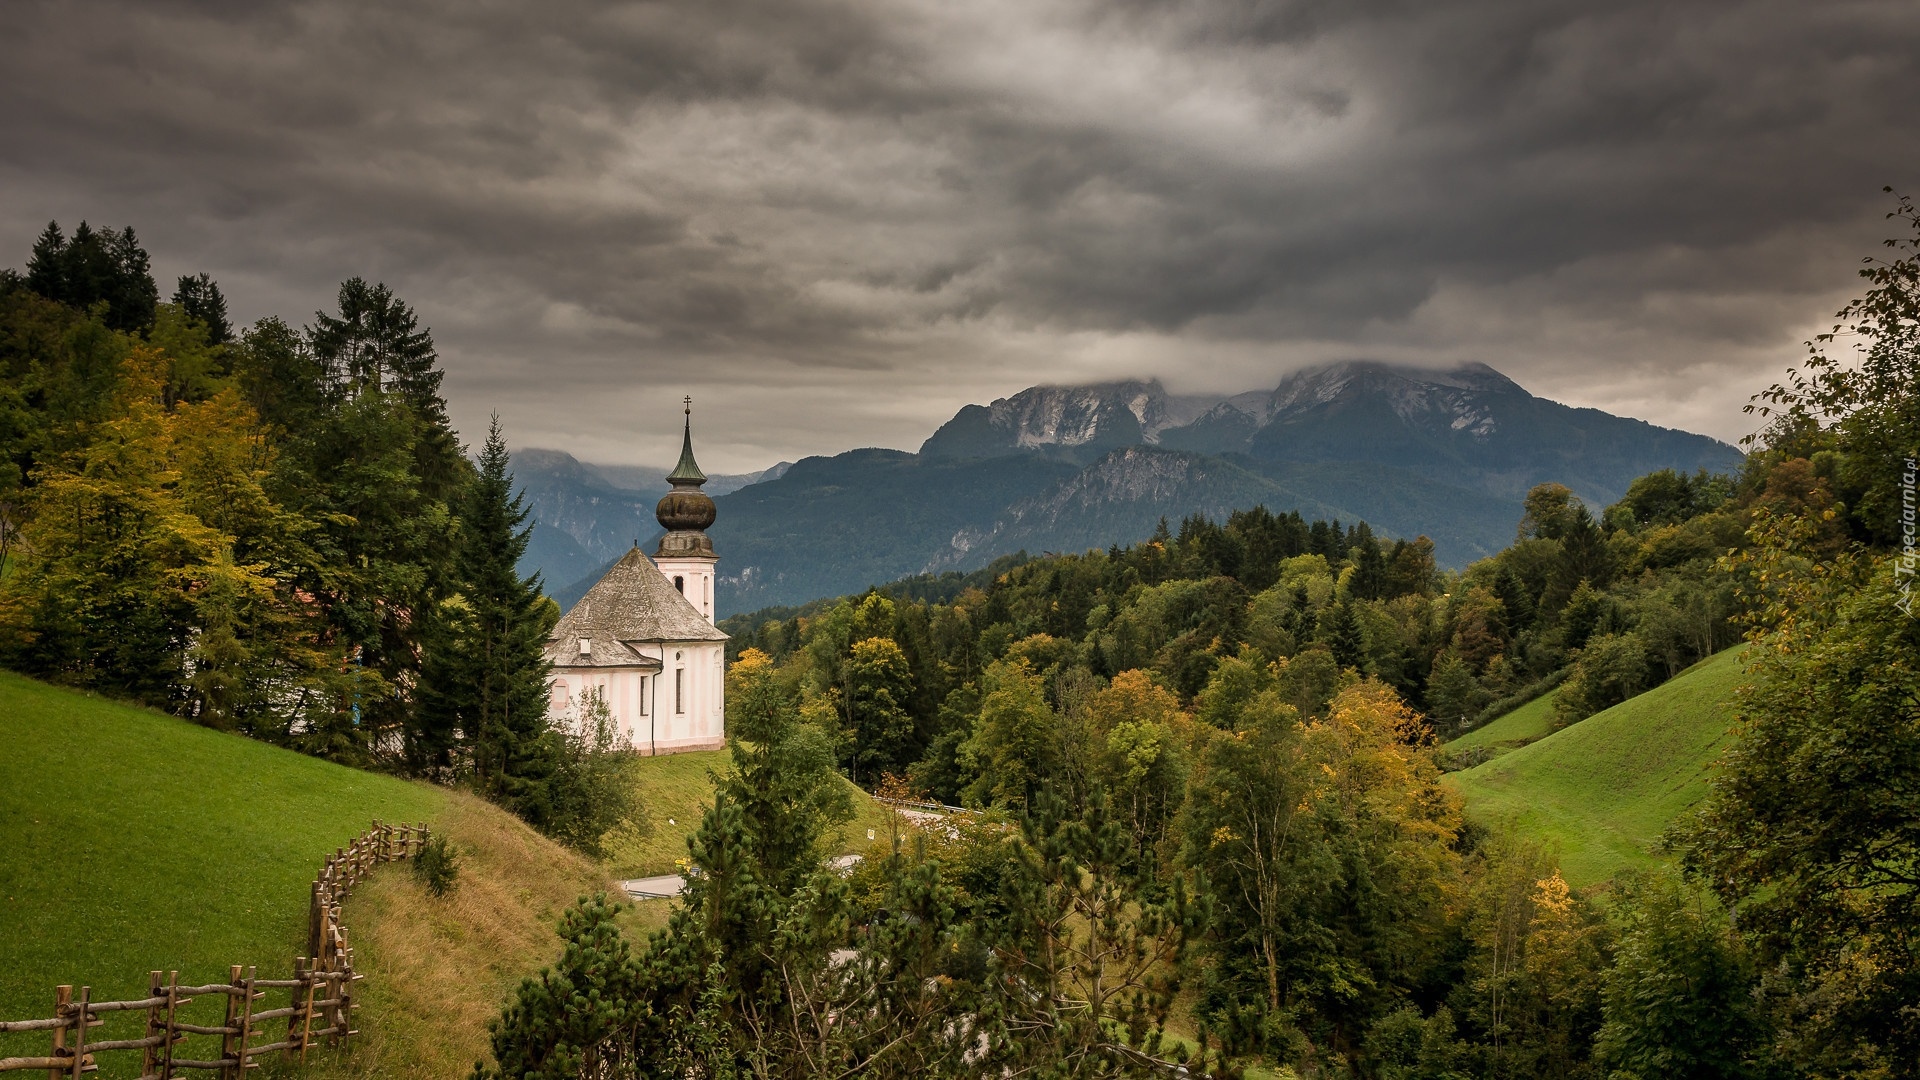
517 361 1744 616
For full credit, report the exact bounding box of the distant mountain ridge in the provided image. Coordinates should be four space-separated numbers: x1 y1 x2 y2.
512 449 788 591
517 361 1743 616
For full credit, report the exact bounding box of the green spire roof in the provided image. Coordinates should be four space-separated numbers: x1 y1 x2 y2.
666 397 706 485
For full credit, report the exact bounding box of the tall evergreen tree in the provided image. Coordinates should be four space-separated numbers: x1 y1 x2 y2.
23 220 158 333
172 272 232 344
308 277 445 413
418 417 557 803
307 276 463 495
24 221 65 300
292 279 463 761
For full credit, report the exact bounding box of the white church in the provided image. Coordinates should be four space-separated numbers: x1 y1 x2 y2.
543 404 729 754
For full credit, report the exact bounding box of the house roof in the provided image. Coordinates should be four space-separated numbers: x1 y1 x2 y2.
545 548 728 668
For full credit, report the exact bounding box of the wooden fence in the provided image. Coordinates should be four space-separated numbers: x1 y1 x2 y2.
0 821 428 1078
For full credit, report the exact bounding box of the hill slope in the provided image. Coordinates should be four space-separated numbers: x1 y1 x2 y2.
1444 648 1747 887
0 672 626 1078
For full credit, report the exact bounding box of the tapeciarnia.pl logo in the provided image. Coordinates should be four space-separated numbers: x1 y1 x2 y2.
1899 456 1917 618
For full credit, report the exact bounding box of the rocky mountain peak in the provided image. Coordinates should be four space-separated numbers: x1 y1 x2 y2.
920 379 1225 458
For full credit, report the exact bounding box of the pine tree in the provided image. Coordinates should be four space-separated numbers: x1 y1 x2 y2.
172 273 232 344
307 277 463 496
419 416 556 804
24 221 65 301
104 226 158 333
308 277 444 411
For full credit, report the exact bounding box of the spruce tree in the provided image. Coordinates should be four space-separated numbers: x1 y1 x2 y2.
295 279 463 760
419 417 557 807
24 221 65 301
172 272 232 344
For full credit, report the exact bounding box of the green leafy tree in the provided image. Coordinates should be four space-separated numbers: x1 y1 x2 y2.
1595 873 1765 1080
845 635 917 782
1750 189 1920 544
1680 547 1920 1073
1185 680 1460 1068
961 656 1059 809
538 688 646 858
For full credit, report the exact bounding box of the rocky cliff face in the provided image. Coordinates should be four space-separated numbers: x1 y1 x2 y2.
920 380 1224 459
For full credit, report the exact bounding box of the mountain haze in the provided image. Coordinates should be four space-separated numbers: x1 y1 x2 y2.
517 361 1743 615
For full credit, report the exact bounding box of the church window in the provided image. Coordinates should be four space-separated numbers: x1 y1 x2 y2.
675 668 685 713
638 676 647 714
551 682 570 710
674 576 685 594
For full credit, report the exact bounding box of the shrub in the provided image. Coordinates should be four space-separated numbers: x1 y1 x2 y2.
413 833 460 897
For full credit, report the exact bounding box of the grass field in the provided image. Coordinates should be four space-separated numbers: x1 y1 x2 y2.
0 671 902 1076
0 671 448 1019
1443 689 1561 765
606 747 904 878
1445 647 1747 888
0 672 637 1077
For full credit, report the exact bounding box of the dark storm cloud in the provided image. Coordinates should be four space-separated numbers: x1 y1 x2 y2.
2 0 1916 466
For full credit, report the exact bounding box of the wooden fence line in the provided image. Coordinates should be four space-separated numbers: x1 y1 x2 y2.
0 820 428 1077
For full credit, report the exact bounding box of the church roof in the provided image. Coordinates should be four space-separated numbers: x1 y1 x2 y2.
547 548 728 668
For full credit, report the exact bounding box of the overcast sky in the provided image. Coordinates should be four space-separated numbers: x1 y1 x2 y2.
5 0 1916 471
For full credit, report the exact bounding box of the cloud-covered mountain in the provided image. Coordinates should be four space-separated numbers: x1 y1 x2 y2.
522 361 1743 616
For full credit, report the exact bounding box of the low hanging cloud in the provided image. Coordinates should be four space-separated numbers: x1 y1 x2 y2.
3 0 1916 467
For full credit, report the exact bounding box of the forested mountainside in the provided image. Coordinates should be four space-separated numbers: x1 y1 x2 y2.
524 361 1741 614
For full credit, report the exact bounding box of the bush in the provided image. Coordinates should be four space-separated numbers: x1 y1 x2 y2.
536 687 647 858
413 833 460 897
1553 632 1650 726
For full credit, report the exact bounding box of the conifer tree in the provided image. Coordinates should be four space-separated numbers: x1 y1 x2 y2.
419 416 556 803
172 273 232 344
293 279 463 760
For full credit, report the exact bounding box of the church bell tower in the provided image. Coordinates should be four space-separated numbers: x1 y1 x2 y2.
653 398 719 623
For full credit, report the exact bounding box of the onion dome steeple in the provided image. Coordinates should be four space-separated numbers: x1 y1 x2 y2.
655 397 716 558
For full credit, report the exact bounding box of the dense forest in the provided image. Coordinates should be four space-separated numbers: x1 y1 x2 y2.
0 222 631 849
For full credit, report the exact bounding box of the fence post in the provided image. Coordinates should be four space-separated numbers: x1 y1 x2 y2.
47 985 70 1080
233 965 257 1078
143 970 163 1078
67 985 89 1080
307 879 321 963
286 957 306 1062
297 960 317 1065
339 947 357 1046
161 970 180 1080
219 965 243 1080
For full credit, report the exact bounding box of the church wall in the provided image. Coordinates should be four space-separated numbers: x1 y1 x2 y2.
547 639 726 755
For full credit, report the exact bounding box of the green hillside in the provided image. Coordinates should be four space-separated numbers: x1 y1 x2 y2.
0 671 901 1075
0 671 449 1020
1443 688 1561 766
0 672 641 1077
1445 648 1747 887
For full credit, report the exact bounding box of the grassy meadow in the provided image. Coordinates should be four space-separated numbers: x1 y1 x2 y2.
1445 647 1748 887
0 670 900 1077
604 747 901 879
1444 688 1561 764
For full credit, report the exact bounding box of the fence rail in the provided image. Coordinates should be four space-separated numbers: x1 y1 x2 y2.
0 820 428 1077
